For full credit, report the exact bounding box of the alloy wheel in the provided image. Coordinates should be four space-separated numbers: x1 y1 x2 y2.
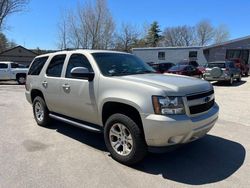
109 123 133 156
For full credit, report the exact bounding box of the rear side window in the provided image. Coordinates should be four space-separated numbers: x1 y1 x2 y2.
28 57 48 75
46 55 66 77
0 63 8 69
65 54 93 78
229 62 235 68
11 63 18 68
207 63 225 68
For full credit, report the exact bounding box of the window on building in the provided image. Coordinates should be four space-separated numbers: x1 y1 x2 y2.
28 56 49 75
189 51 198 58
46 55 66 77
158 52 165 60
66 54 93 78
0 63 8 69
226 49 249 64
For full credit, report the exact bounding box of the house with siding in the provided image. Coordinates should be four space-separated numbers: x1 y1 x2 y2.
132 35 250 66
0 46 38 66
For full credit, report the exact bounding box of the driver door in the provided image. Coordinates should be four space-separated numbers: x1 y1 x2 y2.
60 53 99 124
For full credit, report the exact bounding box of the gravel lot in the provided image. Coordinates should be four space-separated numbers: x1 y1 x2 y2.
0 78 249 188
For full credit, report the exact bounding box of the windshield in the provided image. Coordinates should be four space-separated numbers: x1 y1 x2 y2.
169 65 185 71
206 63 226 68
92 53 155 76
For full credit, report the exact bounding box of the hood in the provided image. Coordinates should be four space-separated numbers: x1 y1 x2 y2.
117 73 212 96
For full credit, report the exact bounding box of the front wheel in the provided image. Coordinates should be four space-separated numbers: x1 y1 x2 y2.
104 114 147 165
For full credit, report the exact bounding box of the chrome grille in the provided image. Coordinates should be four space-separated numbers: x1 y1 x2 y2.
187 90 215 115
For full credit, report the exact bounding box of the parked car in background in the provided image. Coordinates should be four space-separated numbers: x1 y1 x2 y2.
229 58 249 76
150 62 175 73
0 61 28 84
177 60 205 76
178 60 199 67
167 65 203 78
203 61 241 85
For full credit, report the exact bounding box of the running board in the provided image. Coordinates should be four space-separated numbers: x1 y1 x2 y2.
49 113 102 133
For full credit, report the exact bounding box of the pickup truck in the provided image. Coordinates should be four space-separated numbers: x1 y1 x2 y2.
25 50 219 165
0 61 28 84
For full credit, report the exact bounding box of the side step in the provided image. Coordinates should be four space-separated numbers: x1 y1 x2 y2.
49 113 102 133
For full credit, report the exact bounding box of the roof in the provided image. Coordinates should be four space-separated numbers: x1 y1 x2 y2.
35 49 130 58
0 45 38 55
132 46 203 51
203 35 250 50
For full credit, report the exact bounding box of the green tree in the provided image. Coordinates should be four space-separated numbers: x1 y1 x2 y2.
146 21 161 47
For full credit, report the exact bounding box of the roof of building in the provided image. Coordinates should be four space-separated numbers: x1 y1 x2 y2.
0 45 38 55
203 35 250 50
132 46 203 51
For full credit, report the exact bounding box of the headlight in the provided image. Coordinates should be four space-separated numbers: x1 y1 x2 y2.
152 96 185 115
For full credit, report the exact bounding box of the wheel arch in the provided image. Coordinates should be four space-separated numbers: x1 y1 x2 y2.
101 101 145 138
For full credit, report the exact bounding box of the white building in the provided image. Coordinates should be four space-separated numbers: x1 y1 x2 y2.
132 46 207 65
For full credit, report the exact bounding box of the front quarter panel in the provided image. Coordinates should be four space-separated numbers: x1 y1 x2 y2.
98 75 164 124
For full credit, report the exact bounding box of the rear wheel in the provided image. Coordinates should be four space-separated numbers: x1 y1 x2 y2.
32 96 50 127
237 74 241 82
104 113 147 165
228 76 234 85
17 75 26 85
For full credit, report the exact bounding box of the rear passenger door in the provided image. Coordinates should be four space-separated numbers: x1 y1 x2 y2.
60 53 98 124
42 54 66 114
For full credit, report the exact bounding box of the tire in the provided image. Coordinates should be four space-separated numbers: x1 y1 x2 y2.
17 75 26 85
32 96 50 127
104 113 147 165
228 76 234 86
237 74 241 82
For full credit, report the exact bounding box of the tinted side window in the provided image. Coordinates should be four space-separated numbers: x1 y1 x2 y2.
28 56 48 75
11 63 18 68
46 55 66 77
0 63 8 69
229 62 235 68
66 54 93 78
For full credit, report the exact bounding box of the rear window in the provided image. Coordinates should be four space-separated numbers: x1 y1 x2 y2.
28 57 48 75
207 63 225 68
169 65 184 71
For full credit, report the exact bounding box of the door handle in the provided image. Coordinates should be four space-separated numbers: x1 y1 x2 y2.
62 84 70 91
42 81 48 88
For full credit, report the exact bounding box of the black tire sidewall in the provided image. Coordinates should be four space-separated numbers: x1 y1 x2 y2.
104 113 147 165
17 75 26 85
32 96 50 127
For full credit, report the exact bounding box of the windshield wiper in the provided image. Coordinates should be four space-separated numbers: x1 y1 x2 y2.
134 70 155 74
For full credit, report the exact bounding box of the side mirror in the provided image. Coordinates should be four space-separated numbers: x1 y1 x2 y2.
70 67 95 81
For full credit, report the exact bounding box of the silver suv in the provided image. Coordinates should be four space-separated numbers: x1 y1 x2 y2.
204 61 241 85
25 50 219 165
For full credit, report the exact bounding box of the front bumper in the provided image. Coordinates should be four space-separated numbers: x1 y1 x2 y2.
141 103 219 147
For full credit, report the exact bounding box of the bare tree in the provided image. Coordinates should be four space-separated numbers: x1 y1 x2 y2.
57 13 68 50
214 24 230 44
196 20 214 46
58 0 115 50
162 25 195 47
0 0 29 30
114 23 140 52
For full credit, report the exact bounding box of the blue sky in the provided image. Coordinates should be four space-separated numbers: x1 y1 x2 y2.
4 0 250 50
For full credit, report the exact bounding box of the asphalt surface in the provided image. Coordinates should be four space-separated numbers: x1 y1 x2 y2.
0 78 249 188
